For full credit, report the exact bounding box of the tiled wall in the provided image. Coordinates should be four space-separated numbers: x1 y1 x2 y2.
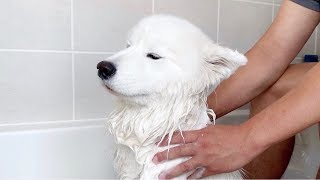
0 0 319 126
0 0 318 178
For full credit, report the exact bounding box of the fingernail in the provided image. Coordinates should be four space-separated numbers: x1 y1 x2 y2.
152 155 159 164
159 172 167 180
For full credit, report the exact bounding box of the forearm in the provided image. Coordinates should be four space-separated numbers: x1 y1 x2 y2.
244 63 320 150
209 0 320 117
208 45 288 117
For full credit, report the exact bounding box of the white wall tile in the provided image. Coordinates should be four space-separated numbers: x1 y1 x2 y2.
154 0 218 41
238 103 250 110
242 0 274 4
0 52 73 124
0 0 71 50
74 0 152 52
274 0 283 4
291 58 304 64
219 0 273 53
74 54 116 120
257 0 273 3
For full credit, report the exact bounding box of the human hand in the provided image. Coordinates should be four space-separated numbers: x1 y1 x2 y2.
153 124 267 179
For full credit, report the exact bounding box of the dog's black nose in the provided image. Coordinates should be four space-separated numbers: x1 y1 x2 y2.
97 61 116 80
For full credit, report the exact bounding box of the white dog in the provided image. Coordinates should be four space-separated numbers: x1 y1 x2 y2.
97 15 247 179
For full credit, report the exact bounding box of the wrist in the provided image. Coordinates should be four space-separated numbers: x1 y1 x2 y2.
239 119 270 158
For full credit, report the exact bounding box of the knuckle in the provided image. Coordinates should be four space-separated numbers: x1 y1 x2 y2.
167 147 179 159
197 155 207 167
181 162 194 172
197 139 208 149
171 145 194 157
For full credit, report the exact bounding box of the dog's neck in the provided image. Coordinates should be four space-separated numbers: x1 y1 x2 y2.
108 91 214 164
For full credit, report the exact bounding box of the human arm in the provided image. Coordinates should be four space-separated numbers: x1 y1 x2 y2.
210 0 320 117
245 63 320 149
154 63 320 179
153 0 320 178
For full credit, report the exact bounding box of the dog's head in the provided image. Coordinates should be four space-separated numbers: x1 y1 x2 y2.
97 15 246 104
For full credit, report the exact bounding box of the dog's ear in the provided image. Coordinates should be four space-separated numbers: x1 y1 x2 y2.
202 43 247 88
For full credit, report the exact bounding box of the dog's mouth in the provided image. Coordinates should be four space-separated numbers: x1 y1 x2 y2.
104 84 149 98
106 86 113 92
104 84 119 95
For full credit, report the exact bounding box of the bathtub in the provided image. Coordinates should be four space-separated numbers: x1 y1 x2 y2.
0 120 117 179
0 113 318 179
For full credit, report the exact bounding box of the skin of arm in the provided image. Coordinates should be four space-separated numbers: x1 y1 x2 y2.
246 63 320 150
210 0 320 118
153 0 320 178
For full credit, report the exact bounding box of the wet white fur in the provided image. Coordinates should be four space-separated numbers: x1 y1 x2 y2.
101 15 247 179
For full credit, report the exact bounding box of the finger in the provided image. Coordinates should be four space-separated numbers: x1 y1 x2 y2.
158 130 200 146
187 167 206 179
153 143 196 164
159 158 201 179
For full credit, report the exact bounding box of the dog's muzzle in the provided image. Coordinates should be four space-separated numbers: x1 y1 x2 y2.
97 61 116 80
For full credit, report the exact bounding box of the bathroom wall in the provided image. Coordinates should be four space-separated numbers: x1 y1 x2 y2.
0 0 318 178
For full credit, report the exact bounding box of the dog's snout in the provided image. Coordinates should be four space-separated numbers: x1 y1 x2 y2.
97 61 116 80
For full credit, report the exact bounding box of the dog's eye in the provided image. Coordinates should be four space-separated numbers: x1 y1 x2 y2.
146 53 162 60
126 44 130 48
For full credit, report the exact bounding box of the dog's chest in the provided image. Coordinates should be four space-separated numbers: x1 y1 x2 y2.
136 109 211 179
110 101 231 179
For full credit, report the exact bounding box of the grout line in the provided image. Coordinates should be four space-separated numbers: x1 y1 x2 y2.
272 0 275 21
0 118 108 133
152 0 155 14
71 0 74 50
216 0 220 44
231 0 273 6
72 53 75 120
0 49 74 53
315 26 318 55
73 50 114 54
291 57 304 64
0 124 106 135
71 0 75 120
0 49 115 54
294 57 304 60
0 118 108 127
